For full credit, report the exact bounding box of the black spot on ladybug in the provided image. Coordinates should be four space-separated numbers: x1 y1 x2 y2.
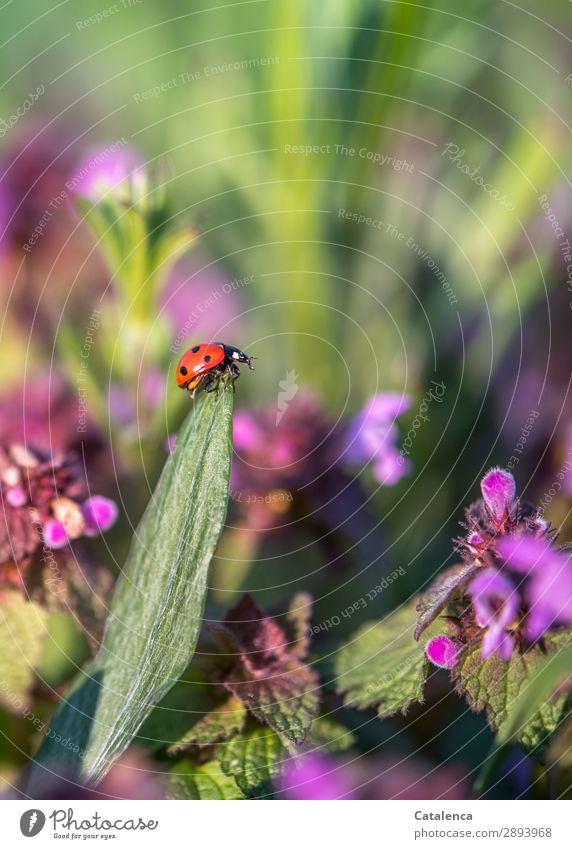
204 355 211 363
191 345 200 353
180 366 188 376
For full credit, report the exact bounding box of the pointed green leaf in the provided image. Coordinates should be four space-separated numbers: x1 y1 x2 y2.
167 695 247 753
307 716 356 753
225 661 319 748
27 389 234 789
334 600 439 717
455 632 572 748
469 632 572 794
168 759 246 800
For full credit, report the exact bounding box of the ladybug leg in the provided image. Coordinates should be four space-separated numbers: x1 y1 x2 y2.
188 374 205 398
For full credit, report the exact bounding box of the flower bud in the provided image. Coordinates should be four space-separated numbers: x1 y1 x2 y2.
82 496 118 537
480 467 516 524
425 634 460 669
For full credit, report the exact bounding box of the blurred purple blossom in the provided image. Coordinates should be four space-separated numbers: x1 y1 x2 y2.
344 393 412 485
278 754 353 800
498 535 572 641
69 144 144 203
108 368 165 427
0 440 117 591
82 496 118 537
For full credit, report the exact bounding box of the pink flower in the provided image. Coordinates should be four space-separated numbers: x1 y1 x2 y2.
233 411 263 452
82 496 118 537
70 145 144 203
425 634 460 669
498 535 572 641
42 519 69 550
278 754 352 800
469 568 518 660
344 393 412 486
480 467 516 526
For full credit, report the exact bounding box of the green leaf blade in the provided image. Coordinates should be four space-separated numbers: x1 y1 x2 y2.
334 600 438 717
218 724 285 797
168 760 246 800
28 389 234 789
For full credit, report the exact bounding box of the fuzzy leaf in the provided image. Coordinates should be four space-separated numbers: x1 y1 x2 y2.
168 759 246 800
27 389 234 790
218 594 319 745
334 600 439 717
414 562 480 641
307 716 356 753
167 695 247 753
471 633 572 794
225 662 319 747
455 632 572 748
218 724 285 797
0 592 48 713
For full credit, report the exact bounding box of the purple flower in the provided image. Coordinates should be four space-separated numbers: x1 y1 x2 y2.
498 535 572 641
480 467 516 526
42 519 69 550
425 635 460 669
344 393 412 485
278 754 352 800
69 145 144 203
82 496 118 537
233 411 263 452
469 568 519 660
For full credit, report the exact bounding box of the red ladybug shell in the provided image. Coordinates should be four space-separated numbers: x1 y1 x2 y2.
176 343 225 388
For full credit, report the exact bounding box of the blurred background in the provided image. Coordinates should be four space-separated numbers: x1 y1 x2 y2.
1 0 571 799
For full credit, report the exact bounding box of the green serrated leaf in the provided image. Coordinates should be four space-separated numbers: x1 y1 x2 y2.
455 633 571 749
225 661 320 747
470 632 572 794
334 600 438 717
414 562 480 641
167 695 247 753
307 716 356 753
218 724 285 797
0 593 48 713
27 389 234 790
168 759 246 800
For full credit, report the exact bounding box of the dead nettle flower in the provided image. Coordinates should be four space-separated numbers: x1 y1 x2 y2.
0 442 117 581
419 467 572 665
425 634 461 669
343 393 412 485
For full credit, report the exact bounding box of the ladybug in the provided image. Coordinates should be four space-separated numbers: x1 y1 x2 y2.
176 342 255 397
